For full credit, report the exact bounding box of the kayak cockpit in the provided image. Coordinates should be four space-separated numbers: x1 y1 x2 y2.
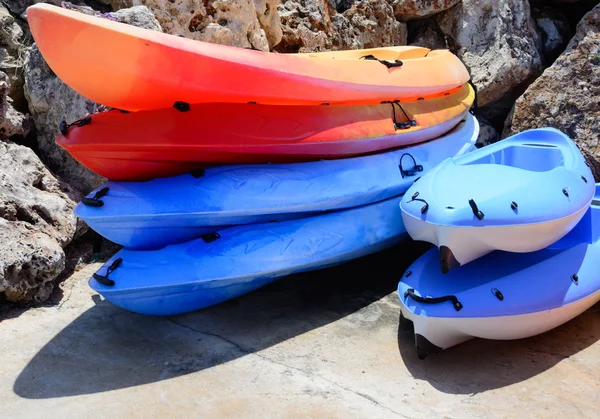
464 143 564 172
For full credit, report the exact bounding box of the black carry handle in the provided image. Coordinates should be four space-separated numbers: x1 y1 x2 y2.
59 116 92 135
468 199 484 220
81 187 109 207
360 54 403 68
399 153 423 178
404 288 463 311
92 258 122 286
468 80 478 114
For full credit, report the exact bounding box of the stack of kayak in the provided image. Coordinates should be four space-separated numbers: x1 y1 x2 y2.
28 3 478 316
397 128 599 358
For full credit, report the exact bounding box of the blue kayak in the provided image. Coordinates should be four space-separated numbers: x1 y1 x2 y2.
76 113 478 250
400 127 594 273
398 184 600 359
89 196 407 316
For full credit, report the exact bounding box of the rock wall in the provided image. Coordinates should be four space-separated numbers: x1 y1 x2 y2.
276 0 406 52
505 3 600 180
112 0 282 51
392 0 460 20
435 0 543 107
0 141 81 303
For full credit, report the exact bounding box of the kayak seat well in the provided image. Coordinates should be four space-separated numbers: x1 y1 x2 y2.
465 144 564 172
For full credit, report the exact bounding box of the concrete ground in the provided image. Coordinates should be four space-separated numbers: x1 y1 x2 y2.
1 242 599 418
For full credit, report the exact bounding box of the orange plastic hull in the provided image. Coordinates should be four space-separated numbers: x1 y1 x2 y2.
56 84 474 181
27 4 470 111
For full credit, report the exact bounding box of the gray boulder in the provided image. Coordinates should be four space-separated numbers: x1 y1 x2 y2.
0 141 81 304
436 0 543 107
276 0 406 53
505 3 600 180
392 0 461 21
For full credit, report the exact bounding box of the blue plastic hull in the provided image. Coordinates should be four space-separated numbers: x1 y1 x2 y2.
77 114 478 249
90 196 407 315
401 127 595 270
398 184 600 357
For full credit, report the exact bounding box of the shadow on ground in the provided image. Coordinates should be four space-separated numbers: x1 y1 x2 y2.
398 302 600 394
14 241 430 399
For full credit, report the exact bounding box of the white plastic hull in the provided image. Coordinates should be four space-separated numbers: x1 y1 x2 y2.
400 290 600 351
402 204 589 267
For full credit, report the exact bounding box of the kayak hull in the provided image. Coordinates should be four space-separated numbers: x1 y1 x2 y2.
76 114 478 249
402 205 589 269
57 85 474 181
398 189 600 358
27 4 470 110
400 293 600 356
400 127 595 271
90 196 408 316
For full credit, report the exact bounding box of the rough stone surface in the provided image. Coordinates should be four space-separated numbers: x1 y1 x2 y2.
113 0 281 51
505 4 600 180
0 141 80 304
532 6 571 63
0 6 31 135
276 0 336 52
24 45 107 194
408 18 446 49
111 5 162 30
3 0 33 15
436 0 543 107
475 115 500 148
392 0 461 21
334 0 407 50
0 243 599 417
254 0 283 47
276 0 406 53
0 71 30 139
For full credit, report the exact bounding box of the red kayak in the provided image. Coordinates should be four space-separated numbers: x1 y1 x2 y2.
56 84 474 181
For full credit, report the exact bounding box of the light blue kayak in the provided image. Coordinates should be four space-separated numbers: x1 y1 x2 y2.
401 127 595 272
76 113 478 249
398 184 600 359
89 196 407 316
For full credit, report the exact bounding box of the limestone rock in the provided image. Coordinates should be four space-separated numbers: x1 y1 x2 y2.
276 0 406 53
3 0 32 15
0 5 31 131
111 5 162 30
276 0 336 52
505 4 600 180
254 0 283 47
475 115 499 148
113 0 282 51
335 0 406 50
24 44 107 194
436 0 543 107
0 71 30 138
532 6 571 63
0 141 81 304
392 0 461 21
408 18 446 49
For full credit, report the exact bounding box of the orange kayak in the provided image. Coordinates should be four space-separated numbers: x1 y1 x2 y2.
27 4 470 111
56 84 474 181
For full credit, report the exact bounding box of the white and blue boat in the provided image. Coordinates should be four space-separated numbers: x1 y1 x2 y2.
76 114 478 250
90 196 407 316
398 184 600 359
400 127 594 273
